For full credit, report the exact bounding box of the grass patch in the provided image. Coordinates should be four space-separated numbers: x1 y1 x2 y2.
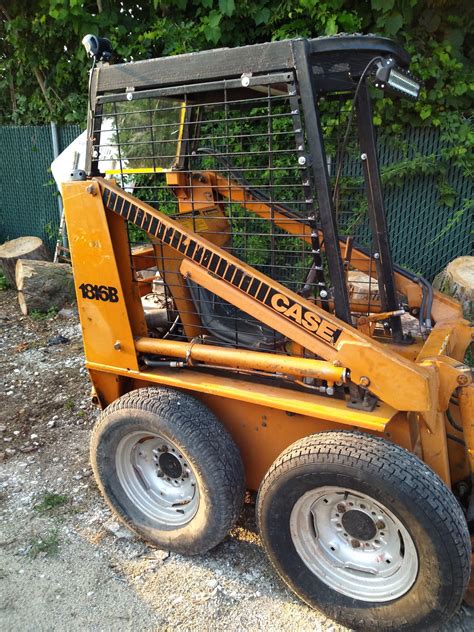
64 399 75 411
29 307 58 321
29 530 60 558
35 492 69 514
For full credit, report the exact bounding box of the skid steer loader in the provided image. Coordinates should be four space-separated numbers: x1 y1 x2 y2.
62 34 473 630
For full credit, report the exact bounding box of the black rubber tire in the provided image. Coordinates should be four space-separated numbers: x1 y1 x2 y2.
256 430 471 631
91 386 245 555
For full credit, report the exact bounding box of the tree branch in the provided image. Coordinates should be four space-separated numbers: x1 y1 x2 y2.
0 2 11 21
9 75 17 114
33 67 54 115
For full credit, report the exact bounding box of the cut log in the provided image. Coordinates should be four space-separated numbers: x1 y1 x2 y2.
433 256 474 321
15 259 75 315
0 236 49 289
347 270 380 305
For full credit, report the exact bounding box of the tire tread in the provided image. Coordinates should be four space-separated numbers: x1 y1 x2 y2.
257 430 471 630
91 386 245 554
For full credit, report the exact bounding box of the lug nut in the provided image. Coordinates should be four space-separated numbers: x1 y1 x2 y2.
376 520 386 530
336 503 346 513
359 376 370 387
351 539 361 548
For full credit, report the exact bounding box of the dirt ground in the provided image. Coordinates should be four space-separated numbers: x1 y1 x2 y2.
1 287 473 632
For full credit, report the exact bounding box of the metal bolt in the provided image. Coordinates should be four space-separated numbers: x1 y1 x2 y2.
351 539 361 548
458 374 469 386
113 340 121 350
337 503 346 513
333 360 342 367
86 184 96 196
376 520 386 530
326 386 335 396
320 289 328 299
241 75 250 87
360 153 367 161
298 156 307 166
373 252 380 259
359 376 370 387
126 92 133 101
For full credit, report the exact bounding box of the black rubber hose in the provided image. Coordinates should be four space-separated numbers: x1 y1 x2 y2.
447 433 466 446
446 407 463 433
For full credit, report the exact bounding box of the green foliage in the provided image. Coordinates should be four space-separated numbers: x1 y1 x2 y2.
128 222 150 244
0 268 8 290
64 398 75 410
35 492 69 513
29 306 58 320
1 1 471 254
466 346 473 368
28 529 60 558
1 2 472 140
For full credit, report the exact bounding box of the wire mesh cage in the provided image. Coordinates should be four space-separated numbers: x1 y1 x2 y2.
92 76 348 351
90 46 427 353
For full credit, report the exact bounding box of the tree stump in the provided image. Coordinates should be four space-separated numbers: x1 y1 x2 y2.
0 236 49 289
15 259 75 315
433 256 473 321
347 270 380 305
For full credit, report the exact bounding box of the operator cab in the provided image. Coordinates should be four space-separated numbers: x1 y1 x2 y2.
84 34 426 351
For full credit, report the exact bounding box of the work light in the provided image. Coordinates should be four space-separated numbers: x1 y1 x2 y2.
82 34 113 62
375 59 420 100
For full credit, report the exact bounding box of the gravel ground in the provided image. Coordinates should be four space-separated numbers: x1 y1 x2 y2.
0 287 473 632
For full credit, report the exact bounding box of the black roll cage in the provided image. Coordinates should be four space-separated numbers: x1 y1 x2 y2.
85 34 416 337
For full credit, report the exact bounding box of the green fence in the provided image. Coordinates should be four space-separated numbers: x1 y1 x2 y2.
0 124 471 278
0 125 81 255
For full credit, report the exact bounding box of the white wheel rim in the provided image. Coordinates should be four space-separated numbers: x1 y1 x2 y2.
290 486 418 602
116 431 199 528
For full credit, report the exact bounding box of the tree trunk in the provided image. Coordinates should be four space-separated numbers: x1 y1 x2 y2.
16 259 75 315
433 256 473 321
0 236 49 289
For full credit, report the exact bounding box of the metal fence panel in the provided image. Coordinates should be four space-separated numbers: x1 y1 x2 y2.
381 127 472 279
0 124 81 256
0 124 471 278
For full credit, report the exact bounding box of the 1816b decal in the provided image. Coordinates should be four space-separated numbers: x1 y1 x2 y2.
79 283 119 303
